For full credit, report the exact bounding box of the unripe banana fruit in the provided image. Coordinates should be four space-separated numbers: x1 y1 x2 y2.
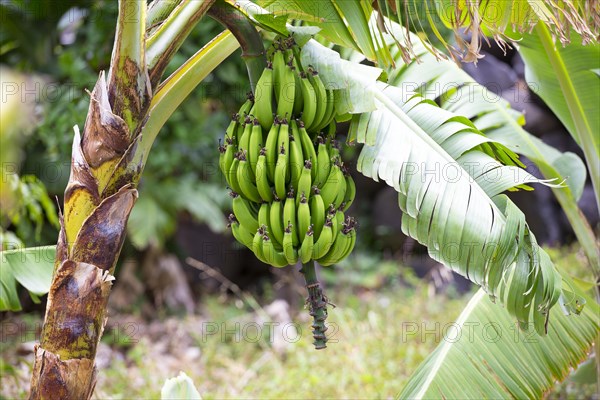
221 36 357 269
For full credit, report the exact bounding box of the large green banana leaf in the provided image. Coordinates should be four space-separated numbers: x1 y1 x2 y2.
299 23 584 333
516 22 600 212
399 284 599 399
374 0 598 62
379 25 599 270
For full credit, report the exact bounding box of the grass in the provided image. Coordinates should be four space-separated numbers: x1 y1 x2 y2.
1 244 596 399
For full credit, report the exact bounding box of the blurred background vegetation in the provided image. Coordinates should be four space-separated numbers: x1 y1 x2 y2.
1 1 597 398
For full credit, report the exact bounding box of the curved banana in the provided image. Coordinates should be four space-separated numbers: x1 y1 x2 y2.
314 88 335 132
238 115 253 152
237 151 261 203
312 218 333 259
292 67 304 116
222 138 236 179
254 62 275 130
310 186 325 239
272 50 286 102
333 163 347 209
277 62 296 119
262 234 289 268
225 114 240 142
317 228 352 266
297 121 318 181
274 147 288 200
269 198 285 246
299 226 315 264
296 160 312 205
256 149 274 202
258 202 270 229
228 155 243 195
342 171 355 212
308 67 327 131
248 119 263 176
297 193 311 240
283 189 299 246
289 122 304 190
299 71 317 128
228 214 254 250
218 140 227 176
315 136 331 188
320 160 342 208
265 118 280 182
277 118 290 159
282 222 298 264
237 97 254 126
252 227 268 264
232 192 258 233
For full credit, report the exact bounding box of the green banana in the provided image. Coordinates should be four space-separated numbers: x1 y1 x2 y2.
310 186 325 239
258 202 270 229
289 121 304 190
218 139 227 176
297 193 311 240
297 120 318 180
272 50 286 102
238 115 253 152
320 159 342 208
341 170 355 212
314 88 335 132
277 118 290 159
248 119 263 176
225 114 239 142
296 160 312 205
238 96 254 119
262 234 288 268
231 192 258 233
299 225 315 264
274 146 288 200
252 226 268 264
308 67 327 131
315 136 331 187
222 138 235 178
283 189 299 246
228 155 243 195
254 62 275 130
282 222 298 264
299 71 317 128
333 163 347 209
264 117 281 182
269 198 285 246
256 149 274 202
277 62 296 119
237 151 261 203
317 221 354 267
228 214 254 250
292 66 304 116
312 218 333 259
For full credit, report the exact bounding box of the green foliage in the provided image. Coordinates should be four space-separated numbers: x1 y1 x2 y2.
127 176 228 250
1 175 59 249
400 283 599 399
0 245 55 311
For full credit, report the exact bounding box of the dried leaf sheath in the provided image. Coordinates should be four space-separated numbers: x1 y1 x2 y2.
29 74 138 400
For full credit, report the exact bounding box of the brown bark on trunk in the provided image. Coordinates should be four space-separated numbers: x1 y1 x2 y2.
29 73 139 400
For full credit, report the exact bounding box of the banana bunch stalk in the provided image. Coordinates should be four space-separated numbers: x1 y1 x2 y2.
219 36 358 349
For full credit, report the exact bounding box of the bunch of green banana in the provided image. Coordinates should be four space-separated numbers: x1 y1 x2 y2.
219 36 357 269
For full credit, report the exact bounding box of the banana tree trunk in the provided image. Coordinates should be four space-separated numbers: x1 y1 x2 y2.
29 1 170 397
28 70 141 398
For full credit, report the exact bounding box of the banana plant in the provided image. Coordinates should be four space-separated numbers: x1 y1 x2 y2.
8 0 596 398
